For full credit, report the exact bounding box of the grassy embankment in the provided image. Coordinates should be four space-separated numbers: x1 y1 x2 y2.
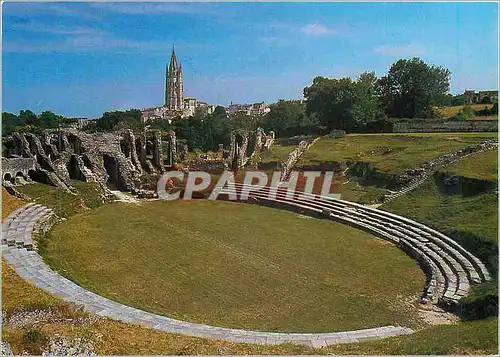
438 104 496 119
294 133 496 203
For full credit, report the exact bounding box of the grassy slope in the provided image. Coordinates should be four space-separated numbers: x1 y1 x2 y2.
382 179 497 245
1 188 26 219
382 146 498 246
43 200 424 332
438 104 495 118
443 148 498 182
298 133 496 174
16 181 106 218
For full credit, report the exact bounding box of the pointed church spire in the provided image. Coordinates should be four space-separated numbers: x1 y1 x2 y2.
165 45 183 109
169 44 178 71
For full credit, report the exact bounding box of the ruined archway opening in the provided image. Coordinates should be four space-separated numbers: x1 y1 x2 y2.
67 156 84 181
134 138 142 155
247 134 256 158
103 154 120 190
67 134 83 155
145 141 154 160
14 172 26 184
28 169 50 185
3 173 13 183
82 155 92 169
120 139 131 158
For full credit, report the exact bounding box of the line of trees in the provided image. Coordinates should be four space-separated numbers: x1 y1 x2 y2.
2 110 78 136
303 57 453 132
4 57 495 152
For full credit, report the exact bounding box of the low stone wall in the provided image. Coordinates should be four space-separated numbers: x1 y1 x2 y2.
393 120 497 133
2 157 36 179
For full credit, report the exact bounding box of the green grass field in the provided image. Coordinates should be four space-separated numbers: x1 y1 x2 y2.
443 148 498 182
258 140 296 169
43 200 425 333
3 259 497 355
297 133 496 174
382 146 498 246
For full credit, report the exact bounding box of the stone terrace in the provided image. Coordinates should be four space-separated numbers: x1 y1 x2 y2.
219 183 491 306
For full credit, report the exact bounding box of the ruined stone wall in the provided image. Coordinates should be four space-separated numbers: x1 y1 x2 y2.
2 128 168 192
280 137 320 181
1 158 36 183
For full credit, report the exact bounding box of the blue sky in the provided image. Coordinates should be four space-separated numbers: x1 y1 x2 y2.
2 2 498 118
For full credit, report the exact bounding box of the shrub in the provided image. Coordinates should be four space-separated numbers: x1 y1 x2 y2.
22 329 50 355
459 281 498 320
453 106 476 120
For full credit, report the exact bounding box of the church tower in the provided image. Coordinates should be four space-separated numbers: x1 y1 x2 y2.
165 46 183 110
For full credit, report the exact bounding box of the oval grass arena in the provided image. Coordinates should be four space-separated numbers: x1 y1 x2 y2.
44 200 426 332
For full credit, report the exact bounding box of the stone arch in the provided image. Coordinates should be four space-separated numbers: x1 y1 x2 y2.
67 134 83 155
3 173 13 183
15 171 25 178
103 154 120 189
82 155 92 169
145 140 154 159
67 156 83 181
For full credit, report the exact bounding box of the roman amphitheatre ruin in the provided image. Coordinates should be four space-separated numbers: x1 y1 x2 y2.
1 127 498 353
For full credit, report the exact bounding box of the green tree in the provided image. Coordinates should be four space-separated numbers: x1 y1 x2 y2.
2 112 19 136
206 106 230 150
454 106 476 121
378 57 451 118
92 109 143 132
491 102 498 115
303 72 384 132
351 72 386 130
19 109 38 126
263 100 319 137
451 94 466 106
38 111 59 129
481 96 493 104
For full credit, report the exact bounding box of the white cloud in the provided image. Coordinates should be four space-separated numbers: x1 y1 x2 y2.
7 22 102 36
374 44 427 56
89 3 213 15
3 21 207 54
300 23 334 36
270 22 338 37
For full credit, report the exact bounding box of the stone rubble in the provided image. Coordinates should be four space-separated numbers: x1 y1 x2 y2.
41 336 95 356
1 342 13 356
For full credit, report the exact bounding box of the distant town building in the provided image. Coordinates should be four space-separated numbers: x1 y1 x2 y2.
196 101 216 115
228 102 270 116
463 90 498 104
140 47 215 122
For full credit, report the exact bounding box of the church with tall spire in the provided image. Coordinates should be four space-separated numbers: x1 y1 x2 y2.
140 46 216 122
165 46 183 110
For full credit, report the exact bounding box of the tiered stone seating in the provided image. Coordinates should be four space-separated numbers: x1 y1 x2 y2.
2 203 54 250
2 202 415 347
219 183 491 306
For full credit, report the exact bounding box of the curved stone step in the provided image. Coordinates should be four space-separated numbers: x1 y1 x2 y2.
225 183 486 304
